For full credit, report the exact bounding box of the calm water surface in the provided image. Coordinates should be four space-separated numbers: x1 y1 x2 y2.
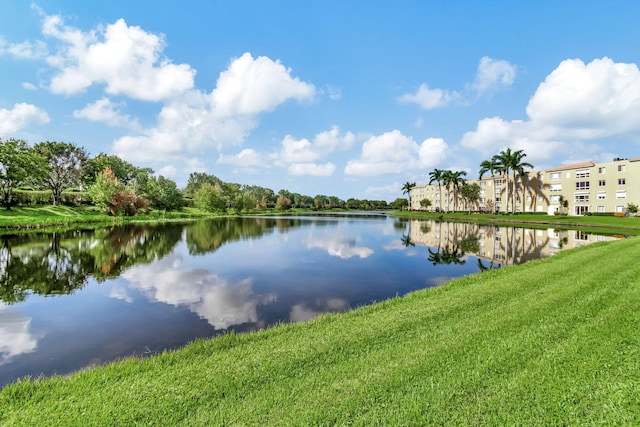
0 215 622 387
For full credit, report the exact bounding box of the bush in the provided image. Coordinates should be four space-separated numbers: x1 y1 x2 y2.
13 190 53 205
61 191 91 206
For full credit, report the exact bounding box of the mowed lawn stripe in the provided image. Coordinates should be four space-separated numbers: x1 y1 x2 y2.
1 238 638 426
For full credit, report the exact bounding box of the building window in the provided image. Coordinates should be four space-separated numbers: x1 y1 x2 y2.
494 179 503 186
598 180 605 186
618 165 626 172
597 192 606 200
576 169 590 178
550 184 562 192
575 206 589 215
616 205 626 213
495 197 502 203
574 193 589 204
549 172 561 180
575 181 590 190
618 178 626 185
598 167 606 174
616 190 627 199
575 231 589 241
550 195 560 203
597 205 605 213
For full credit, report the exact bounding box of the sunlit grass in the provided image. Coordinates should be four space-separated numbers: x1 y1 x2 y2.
394 210 640 235
0 205 220 230
1 237 638 425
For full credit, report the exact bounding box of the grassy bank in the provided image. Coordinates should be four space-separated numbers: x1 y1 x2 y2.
1 237 638 425
0 205 222 230
394 210 640 234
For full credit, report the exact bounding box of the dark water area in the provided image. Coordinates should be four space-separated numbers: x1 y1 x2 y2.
0 215 621 388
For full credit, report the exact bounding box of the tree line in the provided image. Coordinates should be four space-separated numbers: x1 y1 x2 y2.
0 138 389 214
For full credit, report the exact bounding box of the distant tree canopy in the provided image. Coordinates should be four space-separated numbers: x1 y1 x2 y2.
0 137 392 213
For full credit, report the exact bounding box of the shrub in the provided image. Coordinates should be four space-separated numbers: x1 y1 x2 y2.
61 191 91 206
13 190 53 205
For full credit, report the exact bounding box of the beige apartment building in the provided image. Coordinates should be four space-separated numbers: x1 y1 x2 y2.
410 156 640 216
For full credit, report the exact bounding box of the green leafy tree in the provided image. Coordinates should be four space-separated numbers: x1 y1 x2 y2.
85 153 139 186
145 176 183 211
493 148 533 213
420 198 432 210
33 141 89 205
314 194 329 209
88 166 144 216
390 197 408 210
183 172 223 197
194 183 226 212
401 181 416 210
460 182 481 213
276 195 292 210
232 191 257 213
0 138 45 210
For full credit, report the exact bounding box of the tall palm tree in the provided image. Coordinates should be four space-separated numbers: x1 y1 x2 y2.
428 169 445 212
401 181 416 210
493 148 533 214
441 170 454 212
448 170 467 212
479 158 499 213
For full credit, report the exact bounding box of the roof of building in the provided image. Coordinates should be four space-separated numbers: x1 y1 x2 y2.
629 155 640 162
544 161 595 172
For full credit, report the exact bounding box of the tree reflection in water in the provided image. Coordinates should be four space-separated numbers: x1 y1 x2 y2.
0 217 316 304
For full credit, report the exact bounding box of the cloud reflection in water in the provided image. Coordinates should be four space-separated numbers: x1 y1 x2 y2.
120 255 277 330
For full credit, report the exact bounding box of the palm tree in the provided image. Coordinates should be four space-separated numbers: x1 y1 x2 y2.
448 170 467 212
428 169 445 212
493 148 533 214
441 170 454 212
401 181 416 210
479 158 499 213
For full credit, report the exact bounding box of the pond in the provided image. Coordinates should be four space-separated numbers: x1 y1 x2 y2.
0 215 623 388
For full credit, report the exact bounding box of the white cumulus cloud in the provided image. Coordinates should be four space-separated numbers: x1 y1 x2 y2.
398 83 459 109
211 52 315 117
0 103 50 136
399 56 516 109
42 14 195 100
218 148 264 168
113 53 316 162
288 162 336 176
0 37 47 59
73 97 141 130
345 130 448 176
461 57 640 164
471 56 517 94
264 126 354 176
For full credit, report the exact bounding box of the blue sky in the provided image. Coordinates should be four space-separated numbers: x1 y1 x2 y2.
2 1 640 201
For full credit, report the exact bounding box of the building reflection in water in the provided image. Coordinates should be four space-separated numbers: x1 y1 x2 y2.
406 220 622 268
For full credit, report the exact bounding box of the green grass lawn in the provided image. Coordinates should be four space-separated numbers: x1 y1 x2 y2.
1 237 638 425
0 205 218 230
394 210 640 234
